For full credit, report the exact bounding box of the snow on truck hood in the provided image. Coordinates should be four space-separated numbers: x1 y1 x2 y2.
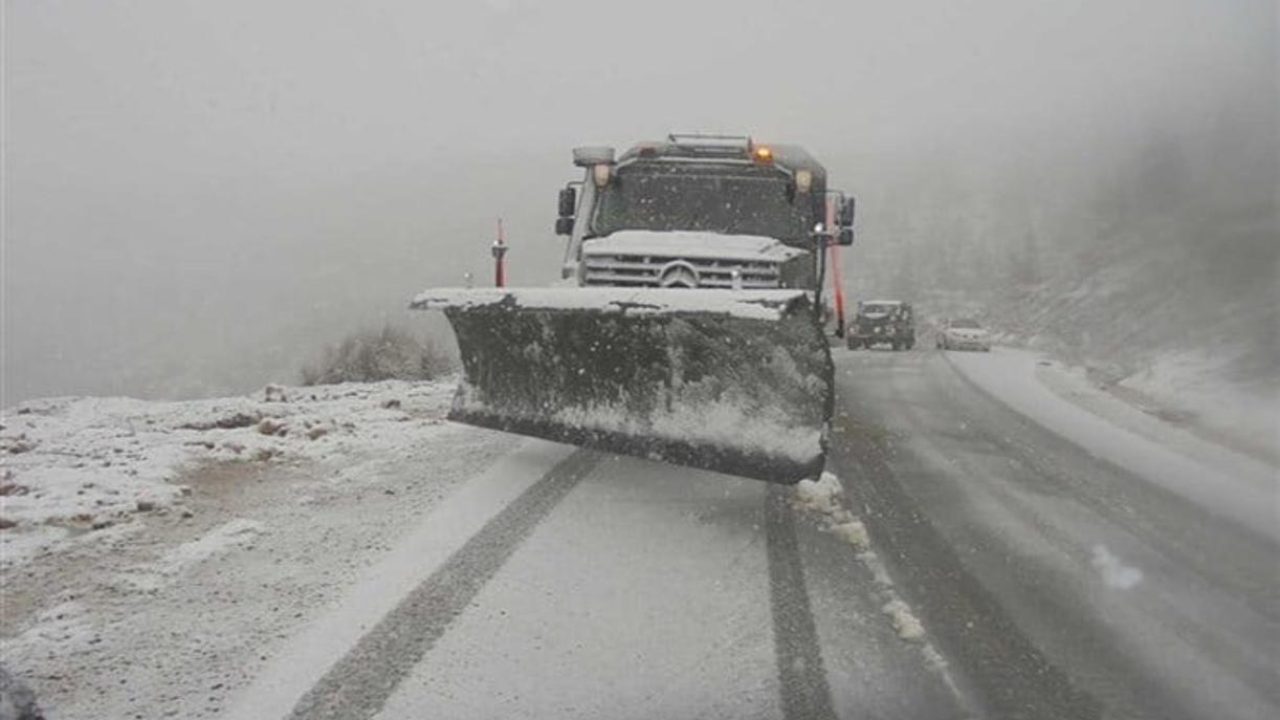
582 230 805 263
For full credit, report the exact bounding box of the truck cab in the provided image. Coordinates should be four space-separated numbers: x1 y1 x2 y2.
554 133 854 308
413 133 855 483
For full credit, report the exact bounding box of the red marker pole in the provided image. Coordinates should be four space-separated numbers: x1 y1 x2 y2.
830 244 846 336
826 198 847 336
491 218 508 287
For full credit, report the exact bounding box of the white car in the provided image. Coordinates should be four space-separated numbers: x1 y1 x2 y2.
937 318 992 352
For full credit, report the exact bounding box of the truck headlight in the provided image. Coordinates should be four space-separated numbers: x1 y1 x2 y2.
795 170 813 194
592 163 611 188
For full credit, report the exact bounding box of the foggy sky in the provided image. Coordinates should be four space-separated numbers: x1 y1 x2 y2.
3 0 1276 403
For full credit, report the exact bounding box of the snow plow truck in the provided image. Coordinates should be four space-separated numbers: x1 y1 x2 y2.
412 133 855 483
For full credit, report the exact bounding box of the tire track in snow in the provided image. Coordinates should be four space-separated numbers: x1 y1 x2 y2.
766 483 838 720
286 448 601 720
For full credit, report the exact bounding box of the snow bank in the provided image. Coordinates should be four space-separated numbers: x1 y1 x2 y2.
791 472 864 548
793 471 845 516
882 599 926 641
1116 349 1279 461
828 519 870 550
0 379 457 567
792 472 935 650
947 349 1279 540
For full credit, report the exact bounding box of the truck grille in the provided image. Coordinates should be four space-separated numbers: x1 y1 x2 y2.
582 253 782 289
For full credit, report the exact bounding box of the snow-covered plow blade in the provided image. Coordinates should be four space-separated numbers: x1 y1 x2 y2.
411 288 834 483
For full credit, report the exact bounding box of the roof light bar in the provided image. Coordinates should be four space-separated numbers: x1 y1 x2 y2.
667 132 752 155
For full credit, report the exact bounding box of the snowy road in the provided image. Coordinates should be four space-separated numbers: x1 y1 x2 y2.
227 442 962 719
227 347 1275 720
5 348 1276 719
831 348 1279 720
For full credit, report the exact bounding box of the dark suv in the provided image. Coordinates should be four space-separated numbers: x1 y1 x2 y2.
847 300 915 351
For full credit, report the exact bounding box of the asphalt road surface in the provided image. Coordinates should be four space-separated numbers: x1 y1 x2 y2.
226 347 1278 720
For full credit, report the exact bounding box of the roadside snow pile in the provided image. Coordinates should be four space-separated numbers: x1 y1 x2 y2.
793 471 869 550
828 518 871 550
0 379 457 567
793 471 845 516
882 599 926 641
793 472 933 649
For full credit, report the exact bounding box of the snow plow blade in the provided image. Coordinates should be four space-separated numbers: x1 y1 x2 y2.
411 288 834 483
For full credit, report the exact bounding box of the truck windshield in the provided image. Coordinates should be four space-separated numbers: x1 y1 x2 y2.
591 165 813 243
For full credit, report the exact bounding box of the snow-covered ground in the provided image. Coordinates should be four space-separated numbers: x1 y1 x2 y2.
1112 348 1280 464
945 347 1278 539
1 380 459 568
1 378 524 719
937 317 1278 468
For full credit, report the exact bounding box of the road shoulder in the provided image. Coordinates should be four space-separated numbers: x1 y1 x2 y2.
2 421 521 720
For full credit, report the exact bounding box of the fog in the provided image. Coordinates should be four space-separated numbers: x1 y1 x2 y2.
3 0 1276 404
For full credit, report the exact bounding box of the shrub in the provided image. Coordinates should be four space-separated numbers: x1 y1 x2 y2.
301 324 451 386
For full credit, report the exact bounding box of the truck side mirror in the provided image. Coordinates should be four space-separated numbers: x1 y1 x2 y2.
838 227 855 246
555 216 574 236
839 197 856 227
558 187 577 218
